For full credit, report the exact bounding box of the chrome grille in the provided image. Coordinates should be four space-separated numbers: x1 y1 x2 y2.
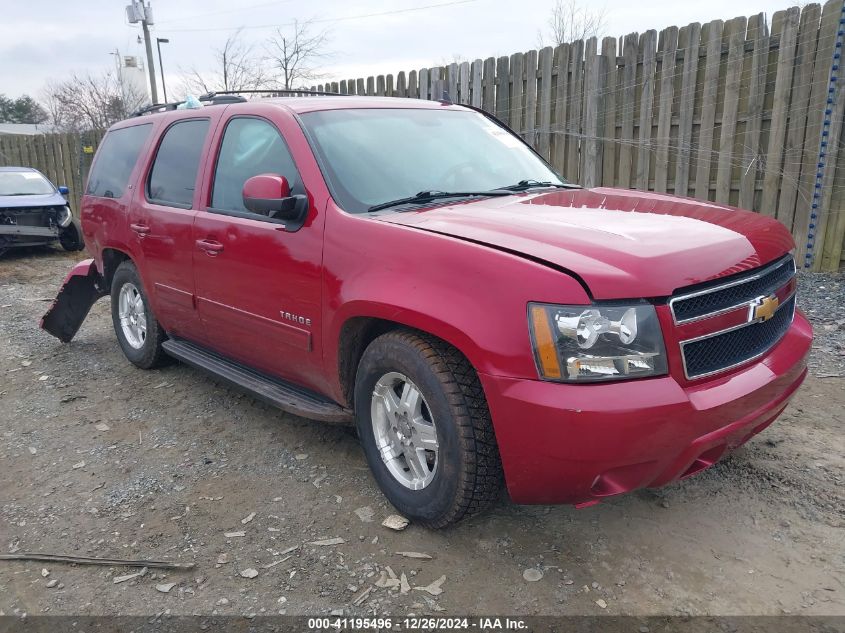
672 256 797 380
670 256 796 324
681 296 796 379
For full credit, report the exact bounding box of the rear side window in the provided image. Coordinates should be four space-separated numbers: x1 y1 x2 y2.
147 119 210 208
86 124 152 199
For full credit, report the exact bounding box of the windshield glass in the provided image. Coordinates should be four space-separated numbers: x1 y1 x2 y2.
300 108 566 213
0 170 55 196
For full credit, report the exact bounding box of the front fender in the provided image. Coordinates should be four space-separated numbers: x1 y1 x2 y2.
322 209 592 401
40 259 108 342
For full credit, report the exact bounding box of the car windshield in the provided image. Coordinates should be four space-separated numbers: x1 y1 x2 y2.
0 170 55 196
300 108 567 213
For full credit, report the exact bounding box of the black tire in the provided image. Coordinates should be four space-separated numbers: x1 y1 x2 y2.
110 260 170 369
59 218 85 252
354 330 503 528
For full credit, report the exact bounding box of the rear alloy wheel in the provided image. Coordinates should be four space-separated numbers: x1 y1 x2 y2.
110 260 170 369
355 330 503 528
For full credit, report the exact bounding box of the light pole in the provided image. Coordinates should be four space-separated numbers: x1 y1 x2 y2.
156 38 170 103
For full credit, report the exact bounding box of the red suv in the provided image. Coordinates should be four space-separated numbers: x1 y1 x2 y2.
42 95 812 527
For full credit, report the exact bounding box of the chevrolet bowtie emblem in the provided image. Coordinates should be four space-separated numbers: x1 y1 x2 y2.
750 294 779 322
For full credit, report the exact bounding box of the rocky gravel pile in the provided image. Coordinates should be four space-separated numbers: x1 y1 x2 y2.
797 270 845 377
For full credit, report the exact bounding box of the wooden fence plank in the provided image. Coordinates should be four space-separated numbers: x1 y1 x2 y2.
674 23 701 197
408 70 418 99
564 41 582 182
600 37 617 186
470 59 483 107
715 16 748 203
776 4 822 226
510 52 525 135
694 20 725 200
655 26 678 193
482 57 495 112
376 75 386 96
495 56 510 123
386 74 394 97
524 49 539 149
537 46 554 160
447 63 458 101
760 7 801 216
636 30 658 191
581 38 602 186
458 61 470 104
551 43 570 176
618 33 638 188
59 133 76 205
738 13 769 210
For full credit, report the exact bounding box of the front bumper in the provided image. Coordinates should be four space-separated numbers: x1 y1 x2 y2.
479 310 813 505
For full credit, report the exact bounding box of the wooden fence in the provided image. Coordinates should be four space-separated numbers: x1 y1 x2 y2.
0 129 104 218
307 1 844 271
1 1 843 270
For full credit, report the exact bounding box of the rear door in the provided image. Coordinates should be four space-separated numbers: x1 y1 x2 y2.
192 112 325 390
128 115 217 341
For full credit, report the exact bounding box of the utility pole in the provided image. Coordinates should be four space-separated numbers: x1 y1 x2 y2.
126 0 158 104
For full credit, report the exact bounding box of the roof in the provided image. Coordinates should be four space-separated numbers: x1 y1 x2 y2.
121 95 466 126
0 166 39 172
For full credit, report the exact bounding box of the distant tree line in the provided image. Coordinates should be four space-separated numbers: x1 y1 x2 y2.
0 94 48 125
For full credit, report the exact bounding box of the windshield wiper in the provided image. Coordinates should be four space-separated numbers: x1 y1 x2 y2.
368 190 510 212
494 179 580 192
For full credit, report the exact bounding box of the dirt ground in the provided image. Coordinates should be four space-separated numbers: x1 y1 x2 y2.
0 247 843 618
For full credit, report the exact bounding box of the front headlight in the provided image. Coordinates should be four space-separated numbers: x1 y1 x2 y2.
57 205 72 228
528 302 667 382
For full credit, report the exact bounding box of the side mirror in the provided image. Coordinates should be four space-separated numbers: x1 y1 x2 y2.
58 185 69 195
242 173 307 231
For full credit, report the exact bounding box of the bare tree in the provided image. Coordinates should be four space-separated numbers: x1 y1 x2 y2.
539 0 606 46
180 29 271 95
42 70 147 132
266 20 331 90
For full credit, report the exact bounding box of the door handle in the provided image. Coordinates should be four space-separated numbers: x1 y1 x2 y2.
196 238 224 255
129 222 150 236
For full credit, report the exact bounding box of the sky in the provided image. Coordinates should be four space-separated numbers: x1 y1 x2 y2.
1 0 801 102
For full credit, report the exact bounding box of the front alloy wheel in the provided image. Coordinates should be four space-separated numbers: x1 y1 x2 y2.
371 372 439 490
355 330 503 528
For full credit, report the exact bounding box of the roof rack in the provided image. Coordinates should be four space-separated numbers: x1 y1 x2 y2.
130 92 249 117
211 89 344 97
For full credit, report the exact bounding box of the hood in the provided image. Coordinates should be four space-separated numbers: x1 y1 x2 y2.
0 192 67 210
376 187 794 299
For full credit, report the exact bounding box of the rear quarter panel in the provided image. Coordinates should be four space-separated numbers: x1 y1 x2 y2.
80 118 163 278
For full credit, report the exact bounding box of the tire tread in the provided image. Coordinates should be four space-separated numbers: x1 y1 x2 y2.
374 330 504 528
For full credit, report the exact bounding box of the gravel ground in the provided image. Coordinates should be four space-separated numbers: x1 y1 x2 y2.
0 247 843 618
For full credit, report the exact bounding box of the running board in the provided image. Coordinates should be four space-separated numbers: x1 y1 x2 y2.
161 339 353 424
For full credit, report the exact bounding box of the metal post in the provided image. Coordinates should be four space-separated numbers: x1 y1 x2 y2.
141 4 158 104
156 38 169 103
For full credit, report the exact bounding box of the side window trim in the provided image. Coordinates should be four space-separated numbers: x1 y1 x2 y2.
145 117 211 210
205 115 303 223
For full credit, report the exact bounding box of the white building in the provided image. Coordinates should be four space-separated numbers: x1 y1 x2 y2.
119 55 150 105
